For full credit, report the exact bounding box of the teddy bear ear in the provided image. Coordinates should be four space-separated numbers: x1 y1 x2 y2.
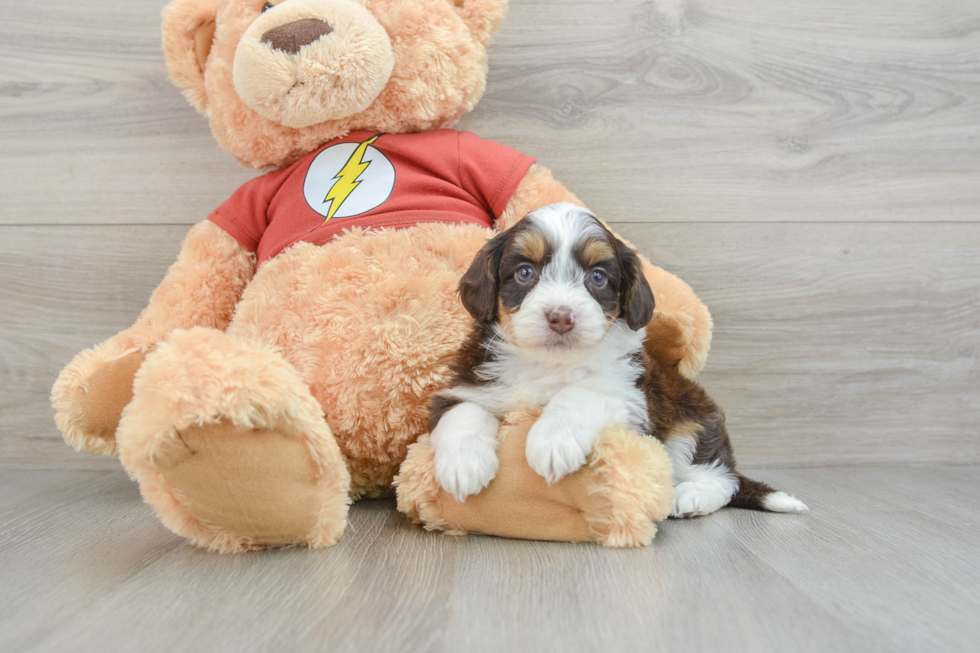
162 0 224 113
451 0 510 45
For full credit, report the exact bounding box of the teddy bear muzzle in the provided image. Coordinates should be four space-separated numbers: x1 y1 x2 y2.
232 0 395 129
260 18 334 56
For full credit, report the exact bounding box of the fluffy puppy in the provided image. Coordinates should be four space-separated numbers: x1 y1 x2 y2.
430 203 806 518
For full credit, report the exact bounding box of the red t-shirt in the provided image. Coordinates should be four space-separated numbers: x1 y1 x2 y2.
208 129 536 266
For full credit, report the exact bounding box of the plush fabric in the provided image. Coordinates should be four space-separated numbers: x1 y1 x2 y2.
225 222 491 496
117 327 351 551
641 260 712 379
51 0 711 550
395 409 675 547
74 351 146 451
232 1 395 127
51 221 254 455
165 0 505 168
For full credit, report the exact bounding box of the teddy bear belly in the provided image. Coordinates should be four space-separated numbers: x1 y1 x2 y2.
226 222 492 497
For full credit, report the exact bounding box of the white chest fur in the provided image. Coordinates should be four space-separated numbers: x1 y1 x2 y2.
447 321 650 432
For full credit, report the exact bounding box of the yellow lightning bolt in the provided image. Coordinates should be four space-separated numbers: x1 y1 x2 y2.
322 135 380 222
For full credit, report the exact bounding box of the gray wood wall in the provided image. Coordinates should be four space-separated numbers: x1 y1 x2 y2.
2 0 978 470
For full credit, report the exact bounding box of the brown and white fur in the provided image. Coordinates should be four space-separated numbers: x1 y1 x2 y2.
430 203 806 517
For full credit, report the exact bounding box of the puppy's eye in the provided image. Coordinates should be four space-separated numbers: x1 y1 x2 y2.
262 2 274 11
590 269 607 287
515 265 536 283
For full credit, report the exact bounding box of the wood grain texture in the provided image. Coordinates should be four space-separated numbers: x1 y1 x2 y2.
1 0 979 225
3 222 977 470
617 221 980 467
0 0 260 227
1 466 978 652
0 226 188 471
476 0 980 223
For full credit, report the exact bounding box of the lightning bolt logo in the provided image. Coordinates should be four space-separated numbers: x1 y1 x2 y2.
321 135 381 222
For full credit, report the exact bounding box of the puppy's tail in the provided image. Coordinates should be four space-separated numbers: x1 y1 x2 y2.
729 473 808 513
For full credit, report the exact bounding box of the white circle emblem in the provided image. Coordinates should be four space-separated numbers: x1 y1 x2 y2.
303 136 395 221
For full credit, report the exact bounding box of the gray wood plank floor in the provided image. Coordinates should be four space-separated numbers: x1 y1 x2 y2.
1 466 977 653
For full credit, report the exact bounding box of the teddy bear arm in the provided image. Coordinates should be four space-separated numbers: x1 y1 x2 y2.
52 220 255 454
640 261 713 379
122 220 256 345
495 164 585 232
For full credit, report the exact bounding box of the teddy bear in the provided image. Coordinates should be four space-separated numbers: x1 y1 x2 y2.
51 0 712 551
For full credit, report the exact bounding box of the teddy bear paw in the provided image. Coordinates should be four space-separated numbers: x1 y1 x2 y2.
116 327 352 551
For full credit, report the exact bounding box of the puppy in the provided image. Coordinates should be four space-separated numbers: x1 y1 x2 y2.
430 203 806 518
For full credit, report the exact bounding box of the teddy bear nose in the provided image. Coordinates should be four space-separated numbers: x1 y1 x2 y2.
260 18 333 55
547 308 575 334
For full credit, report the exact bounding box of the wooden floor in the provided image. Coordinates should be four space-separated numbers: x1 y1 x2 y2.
2 0 979 651
1 466 978 653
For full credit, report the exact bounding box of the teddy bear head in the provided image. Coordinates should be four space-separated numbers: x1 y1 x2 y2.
163 0 508 168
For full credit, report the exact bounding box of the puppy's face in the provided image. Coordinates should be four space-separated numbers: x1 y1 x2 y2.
459 203 655 362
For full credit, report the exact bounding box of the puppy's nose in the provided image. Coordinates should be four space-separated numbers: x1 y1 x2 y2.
261 18 333 55
547 308 575 334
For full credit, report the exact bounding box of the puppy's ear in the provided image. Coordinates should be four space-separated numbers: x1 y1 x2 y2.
616 242 656 330
459 232 509 322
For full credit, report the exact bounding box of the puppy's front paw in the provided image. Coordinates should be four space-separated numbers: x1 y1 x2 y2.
525 416 595 484
430 402 500 502
434 438 499 502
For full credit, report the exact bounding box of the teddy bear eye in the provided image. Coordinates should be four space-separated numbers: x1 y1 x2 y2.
262 2 274 11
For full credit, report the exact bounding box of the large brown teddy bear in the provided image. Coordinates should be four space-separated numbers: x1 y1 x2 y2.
51 0 711 551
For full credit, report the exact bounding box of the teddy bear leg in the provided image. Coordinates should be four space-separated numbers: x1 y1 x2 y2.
52 349 147 455
396 411 676 547
116 327 351 552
